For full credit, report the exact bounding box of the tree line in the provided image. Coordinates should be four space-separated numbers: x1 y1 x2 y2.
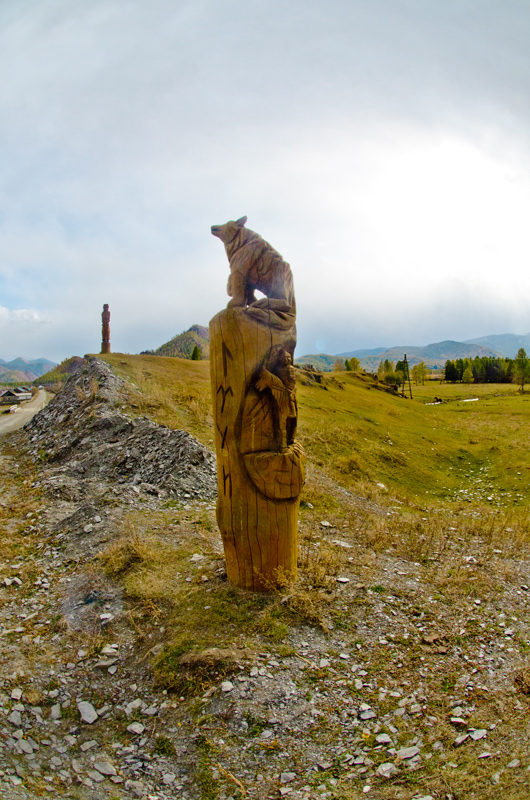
377 350 530 392
444 349 530 390
326 349 530 392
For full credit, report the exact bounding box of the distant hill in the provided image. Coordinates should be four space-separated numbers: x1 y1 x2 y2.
336 346 388 358
0 369 32 384
464 333 530 359
297 339 503 372
295 353 339 371
146 325 210 360
38 357 84 385
356 341 502 372
0 357 57 383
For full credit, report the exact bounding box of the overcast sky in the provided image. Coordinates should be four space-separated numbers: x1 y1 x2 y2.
2 0 530 362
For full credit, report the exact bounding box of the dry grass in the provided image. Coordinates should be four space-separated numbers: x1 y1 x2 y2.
99 354 214 446
298 530 345 588
5 358 530 799
99 530 161 578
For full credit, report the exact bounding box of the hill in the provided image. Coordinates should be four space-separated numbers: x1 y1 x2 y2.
336 345 388 358
355 340 502 372
297 339 502 372
464 332 530 358
147 324 210 359
294 353 338 371
2 355 530 798
0 368 33 384
37 356 84 386
0 356 57 383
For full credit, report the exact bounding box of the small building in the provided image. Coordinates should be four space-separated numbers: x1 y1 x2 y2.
13 387 32 400
0 389 21 405
0 388 32 404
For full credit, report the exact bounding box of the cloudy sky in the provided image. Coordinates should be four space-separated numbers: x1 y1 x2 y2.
2 0 530 362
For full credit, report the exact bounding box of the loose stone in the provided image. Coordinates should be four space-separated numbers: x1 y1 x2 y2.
7 710 22 726
94 761 117 776
376 762 398 779
127 722 145 735
86 769 105 783
397 746 420 760
77 701 98 724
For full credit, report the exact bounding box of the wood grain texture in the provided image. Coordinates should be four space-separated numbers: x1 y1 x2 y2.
210 303 305 591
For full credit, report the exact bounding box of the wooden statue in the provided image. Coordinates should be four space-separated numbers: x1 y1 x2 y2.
101 304 111 354
209 217 305 591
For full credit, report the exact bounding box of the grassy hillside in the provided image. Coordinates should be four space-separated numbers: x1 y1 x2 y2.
100 354 530 512
37 356 84 386
297 371 529 510
148 323 210 359
4 353 530 799
99 353 213 446
295 353 338 370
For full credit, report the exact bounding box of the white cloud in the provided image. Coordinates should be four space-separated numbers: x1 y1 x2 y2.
0 305 46 323
1 0 530 360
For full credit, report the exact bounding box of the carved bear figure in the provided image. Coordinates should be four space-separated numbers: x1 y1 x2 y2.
211 216 295 312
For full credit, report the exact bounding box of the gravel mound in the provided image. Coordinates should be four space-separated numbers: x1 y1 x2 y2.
24 356 216 501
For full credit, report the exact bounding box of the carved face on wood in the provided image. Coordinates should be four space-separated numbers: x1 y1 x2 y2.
211 216 248 243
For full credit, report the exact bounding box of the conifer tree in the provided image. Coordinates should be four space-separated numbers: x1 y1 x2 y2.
514 348 530 392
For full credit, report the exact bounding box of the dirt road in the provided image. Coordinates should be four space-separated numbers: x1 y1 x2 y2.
0 389 50 435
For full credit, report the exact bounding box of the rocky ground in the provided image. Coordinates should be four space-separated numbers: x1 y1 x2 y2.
1 358 530 800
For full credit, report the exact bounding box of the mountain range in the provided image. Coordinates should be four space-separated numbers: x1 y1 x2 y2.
296 333 530 372
3 332 529 379
0 357 57 383
463 333 530 358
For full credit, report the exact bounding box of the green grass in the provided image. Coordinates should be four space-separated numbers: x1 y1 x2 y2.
297 371 530 508
97 355 530 511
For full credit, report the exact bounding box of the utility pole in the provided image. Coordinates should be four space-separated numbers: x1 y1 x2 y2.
404 354 413 399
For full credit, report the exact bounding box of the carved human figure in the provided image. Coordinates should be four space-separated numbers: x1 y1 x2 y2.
102 304 110 341
101 304 111 354
254 347 298 452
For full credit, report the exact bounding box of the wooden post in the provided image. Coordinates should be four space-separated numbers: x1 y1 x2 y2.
404 353 413 399
101 304 111 354
209 218 305 591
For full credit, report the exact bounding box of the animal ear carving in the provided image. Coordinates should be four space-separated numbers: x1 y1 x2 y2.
235 216 248 227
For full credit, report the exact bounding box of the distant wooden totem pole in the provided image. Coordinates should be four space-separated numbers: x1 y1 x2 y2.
210 217 305 591
101 304 111 354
